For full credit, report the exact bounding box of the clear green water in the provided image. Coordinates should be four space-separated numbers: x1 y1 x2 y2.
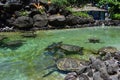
0 26 120 80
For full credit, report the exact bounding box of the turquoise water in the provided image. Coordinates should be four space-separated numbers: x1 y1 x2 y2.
0 26 120 80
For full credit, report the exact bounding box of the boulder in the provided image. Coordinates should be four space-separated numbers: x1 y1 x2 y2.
13 16 33 29
66 15 94 26
33 13 48 28
48 14 66 27
78 74 89 80
93 72 103 80
47 4 60 15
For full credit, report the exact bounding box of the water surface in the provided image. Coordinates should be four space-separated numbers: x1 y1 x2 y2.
0 26 120 80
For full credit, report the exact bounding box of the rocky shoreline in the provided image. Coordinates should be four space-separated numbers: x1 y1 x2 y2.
0 18 120 32
0 1 120 32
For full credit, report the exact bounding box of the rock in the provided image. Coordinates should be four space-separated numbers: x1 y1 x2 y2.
99 67 110 80
118 74 120 80
29 9 41 17
48 14 66 27
47 4 60 15
78 74 89 80
76 66 88 75
87 69 93 77
13 16 33 30
33 13 48 28
64 72 77 80
114 51 120 61
105 59 119 75
110 76 118 80
93 72 103 80
88 38 100 43
91 58 106 71
66 15 80 26
66 15 94 26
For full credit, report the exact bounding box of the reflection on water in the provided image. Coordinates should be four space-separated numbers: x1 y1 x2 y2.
0 26 120 80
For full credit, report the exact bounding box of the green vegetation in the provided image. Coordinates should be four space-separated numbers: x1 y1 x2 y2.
19 10 29 16
72 11 93 18
111 13 120 20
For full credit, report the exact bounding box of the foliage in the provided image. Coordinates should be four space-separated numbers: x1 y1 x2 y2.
51 0 90 7
72 11 92 18
111 13 120 20
51 0 68 7
97 0 120 19
19 10 29 16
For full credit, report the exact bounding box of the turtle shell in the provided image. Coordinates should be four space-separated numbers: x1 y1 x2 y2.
98 46 118 56
56 58 82 71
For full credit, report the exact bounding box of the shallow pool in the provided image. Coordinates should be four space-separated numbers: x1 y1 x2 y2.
0 26 120 80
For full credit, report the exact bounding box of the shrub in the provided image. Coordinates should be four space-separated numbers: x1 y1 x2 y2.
111 14 120 20
72 11 92 18
51 0 68 7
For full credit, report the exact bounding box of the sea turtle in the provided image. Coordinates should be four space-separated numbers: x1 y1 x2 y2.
45 42 84 55
98 46 118 56
43 58 87 77
56 58 85 72
4 40 26 47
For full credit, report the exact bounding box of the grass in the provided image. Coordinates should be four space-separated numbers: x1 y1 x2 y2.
0 26 120 80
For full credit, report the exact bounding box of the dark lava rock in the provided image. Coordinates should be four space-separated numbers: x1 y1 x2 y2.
87 69 93 77
91 58 106 71
48 14 66 27
114 51 120 61
88 38 100 43
33 13 48 28
66 15 94 26
105 59 119 75
64 72 77 80
118 74 120 80
93 72 103 80
66 15 80 26
47 4 60 15
78 74 89 80
99 67 110 80
13 16 33 30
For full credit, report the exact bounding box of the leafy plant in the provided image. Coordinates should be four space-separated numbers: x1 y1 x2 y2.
111 13 120 20
51 0 68 7
20 10 29 16
72 11 92 18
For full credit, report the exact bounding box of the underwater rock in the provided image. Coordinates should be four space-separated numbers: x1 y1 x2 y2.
88 38 100 43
